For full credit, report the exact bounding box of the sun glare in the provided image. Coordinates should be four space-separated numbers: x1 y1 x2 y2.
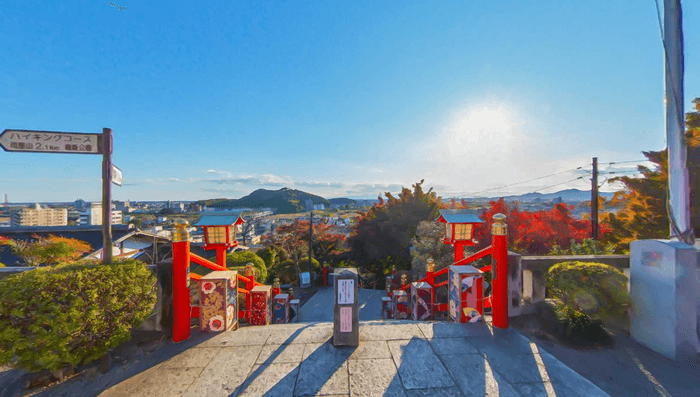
446 106 518 154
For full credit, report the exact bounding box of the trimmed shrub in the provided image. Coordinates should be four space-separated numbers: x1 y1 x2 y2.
220 251 267 282
547 261 630 328
0 259 157 372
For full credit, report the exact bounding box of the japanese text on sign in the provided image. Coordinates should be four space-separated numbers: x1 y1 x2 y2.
0 130 101 154
337 279 354 304
340 307 352 332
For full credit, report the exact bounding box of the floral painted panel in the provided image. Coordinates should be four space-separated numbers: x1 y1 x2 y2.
250 285 272 326
200 271 238 332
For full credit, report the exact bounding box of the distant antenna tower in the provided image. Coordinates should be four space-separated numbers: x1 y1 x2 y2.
4 193 7 204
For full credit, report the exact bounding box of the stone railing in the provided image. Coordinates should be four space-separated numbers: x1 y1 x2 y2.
519 255 630 314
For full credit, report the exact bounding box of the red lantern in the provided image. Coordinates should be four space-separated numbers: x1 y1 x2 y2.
436 209 484 262
194 212 245 268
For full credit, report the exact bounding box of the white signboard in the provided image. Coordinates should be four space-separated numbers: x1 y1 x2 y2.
337 279 354 304
0 129 101 154
340 307 352 332
300 272 311 288
111 164 123 186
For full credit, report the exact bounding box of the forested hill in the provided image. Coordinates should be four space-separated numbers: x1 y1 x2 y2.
195 188 331 214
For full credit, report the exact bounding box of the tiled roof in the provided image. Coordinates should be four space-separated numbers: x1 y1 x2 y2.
436 209 484 224
193 212 244 227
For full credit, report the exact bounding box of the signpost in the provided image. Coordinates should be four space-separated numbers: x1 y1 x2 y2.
0 128 115 264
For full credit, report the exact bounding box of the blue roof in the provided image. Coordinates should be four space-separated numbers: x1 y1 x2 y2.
193 212 243 226
437 209 484 224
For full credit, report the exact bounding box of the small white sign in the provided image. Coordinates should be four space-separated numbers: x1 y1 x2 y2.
111 164 123 186
340 307 352 332
300 272 311 287
337 279 354 304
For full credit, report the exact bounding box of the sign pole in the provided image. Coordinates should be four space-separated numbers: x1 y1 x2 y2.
102 128 113 264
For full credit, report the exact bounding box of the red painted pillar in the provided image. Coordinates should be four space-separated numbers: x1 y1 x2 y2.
454 242 465 262
245 265 255 322
216 248 227 269
172 219 191 343
323 266 328 287
491 213 508 329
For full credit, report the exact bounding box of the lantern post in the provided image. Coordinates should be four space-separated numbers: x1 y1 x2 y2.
491 213 509 329
437 209 484 263
172 219 191 343
193 212 245 269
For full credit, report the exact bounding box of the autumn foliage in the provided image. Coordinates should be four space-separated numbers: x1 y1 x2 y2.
473 199 595 255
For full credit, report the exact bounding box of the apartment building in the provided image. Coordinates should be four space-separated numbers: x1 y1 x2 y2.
78 202 123 226
10 204 68 227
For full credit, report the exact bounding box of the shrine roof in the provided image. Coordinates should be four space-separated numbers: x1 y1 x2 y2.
436 209 484 224
193 212 244 226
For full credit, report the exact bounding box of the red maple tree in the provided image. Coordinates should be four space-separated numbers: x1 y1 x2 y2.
473 199 598 255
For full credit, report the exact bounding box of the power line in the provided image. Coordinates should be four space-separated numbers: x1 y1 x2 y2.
598 159 649 165
462 165 588 197
532 176 585 193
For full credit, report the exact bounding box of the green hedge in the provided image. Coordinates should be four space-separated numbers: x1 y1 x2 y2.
0 259 157 372
547 261 630 328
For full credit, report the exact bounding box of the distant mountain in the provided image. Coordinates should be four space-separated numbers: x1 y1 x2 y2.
203 188 331 214
485 189 616 203
328 198 356 206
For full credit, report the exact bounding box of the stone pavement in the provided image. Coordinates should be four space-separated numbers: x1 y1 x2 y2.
97 320 610 397
301 287 385 322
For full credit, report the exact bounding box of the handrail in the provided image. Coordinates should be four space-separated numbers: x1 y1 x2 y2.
454 246 492 266
190 253 226 271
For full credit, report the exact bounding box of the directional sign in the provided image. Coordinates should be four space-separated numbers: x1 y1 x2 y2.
111 164 123 186
0 129 102 154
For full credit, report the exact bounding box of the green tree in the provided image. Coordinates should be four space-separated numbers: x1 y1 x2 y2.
221 251 267 281
410 220 453 279
347 180 441 276
256 246 277 269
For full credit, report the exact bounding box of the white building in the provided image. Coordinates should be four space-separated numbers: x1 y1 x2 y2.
78 202 123 225
10 204 68 227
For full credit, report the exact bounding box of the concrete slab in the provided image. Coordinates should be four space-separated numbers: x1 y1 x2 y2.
236 363 300 397
88 320 615 397
135 367 202 396
387 339 456 389
441 352 520 397
348 358 406 397
349 340 392 360
182 346 262 397
418 322 493 338
360 322 426 341
428 337 480 355
98 363 163 397
160 346 218 369
404 387 466 397
267 323 333 345
255 343 305 365
295 342 354 396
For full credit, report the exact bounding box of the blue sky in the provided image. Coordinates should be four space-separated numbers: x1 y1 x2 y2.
1 0 699 202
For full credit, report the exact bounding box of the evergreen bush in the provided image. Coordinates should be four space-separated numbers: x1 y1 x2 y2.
547 261 630 332
0 259 157 372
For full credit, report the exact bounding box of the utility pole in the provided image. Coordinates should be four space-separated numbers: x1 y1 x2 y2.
102 128 113 264
591 157 599 240
664 0 693 244
308 211 313 273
